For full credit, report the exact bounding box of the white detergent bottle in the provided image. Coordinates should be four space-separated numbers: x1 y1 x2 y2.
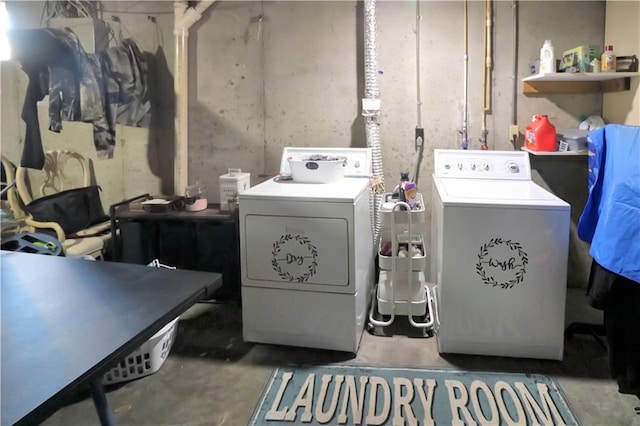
539 40 555 74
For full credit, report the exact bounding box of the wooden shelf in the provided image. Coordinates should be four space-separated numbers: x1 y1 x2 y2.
521 147 590 156
522 72 640 94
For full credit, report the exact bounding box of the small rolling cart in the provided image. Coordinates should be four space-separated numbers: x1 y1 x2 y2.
368 192 435 336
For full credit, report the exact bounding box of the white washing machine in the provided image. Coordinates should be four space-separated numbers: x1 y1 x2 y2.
239 147 374 352
430 149 570 360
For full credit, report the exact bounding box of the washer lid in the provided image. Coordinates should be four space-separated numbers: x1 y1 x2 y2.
239 176 370 202
436 179 569 208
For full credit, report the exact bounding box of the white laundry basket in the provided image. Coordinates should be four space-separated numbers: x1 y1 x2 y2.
102 260 179 385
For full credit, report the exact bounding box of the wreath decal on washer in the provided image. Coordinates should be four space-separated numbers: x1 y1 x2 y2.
271 234 318 283
475 238 528 289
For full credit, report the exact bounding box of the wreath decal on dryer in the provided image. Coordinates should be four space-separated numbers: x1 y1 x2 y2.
271 234 318 283
475 238 528 289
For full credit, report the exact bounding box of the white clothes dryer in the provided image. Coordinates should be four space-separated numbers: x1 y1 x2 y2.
431 150 570 360
239 147 374 352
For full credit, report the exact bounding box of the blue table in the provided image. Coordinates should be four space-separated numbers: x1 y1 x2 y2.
0 251 222 425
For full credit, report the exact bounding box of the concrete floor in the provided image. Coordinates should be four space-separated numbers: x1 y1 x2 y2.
42 289 640 426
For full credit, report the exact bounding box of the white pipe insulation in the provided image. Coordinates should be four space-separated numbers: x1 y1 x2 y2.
174 1 216 194
364 0 385 246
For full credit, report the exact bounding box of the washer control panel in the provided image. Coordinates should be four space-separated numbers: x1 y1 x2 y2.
434 149 531 180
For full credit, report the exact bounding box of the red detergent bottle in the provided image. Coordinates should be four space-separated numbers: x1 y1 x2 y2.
525 115 557 152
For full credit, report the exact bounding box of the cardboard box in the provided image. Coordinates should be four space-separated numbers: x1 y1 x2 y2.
529 60 540 75
560 45 600 72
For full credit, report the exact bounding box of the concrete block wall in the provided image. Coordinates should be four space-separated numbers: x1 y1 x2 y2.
603 0 640 125
2 0 616 286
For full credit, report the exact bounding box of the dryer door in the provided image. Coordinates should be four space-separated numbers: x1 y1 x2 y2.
244 214 350 289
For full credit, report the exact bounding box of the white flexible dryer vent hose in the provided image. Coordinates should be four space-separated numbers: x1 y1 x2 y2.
364 0 385 247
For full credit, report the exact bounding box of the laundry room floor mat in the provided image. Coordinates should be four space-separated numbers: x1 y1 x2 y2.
249 364 580 425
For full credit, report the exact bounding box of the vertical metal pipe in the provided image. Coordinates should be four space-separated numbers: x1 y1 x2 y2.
481 0 487 139
485 0 493 115
480 0 493 149
511 1 519 130
415 0 422 129
412 0 425 185
460 0 469 149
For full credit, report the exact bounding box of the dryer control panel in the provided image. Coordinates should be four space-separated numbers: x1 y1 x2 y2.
433 150 531 180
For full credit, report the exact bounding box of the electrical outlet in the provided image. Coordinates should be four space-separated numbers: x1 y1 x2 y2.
508 125 519 141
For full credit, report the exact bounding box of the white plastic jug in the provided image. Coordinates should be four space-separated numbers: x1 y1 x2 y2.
540 40 555 74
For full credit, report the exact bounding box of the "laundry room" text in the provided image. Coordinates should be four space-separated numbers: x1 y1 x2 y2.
261 371 570 425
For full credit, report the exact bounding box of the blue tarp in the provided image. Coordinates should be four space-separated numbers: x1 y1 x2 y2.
578 124 640 283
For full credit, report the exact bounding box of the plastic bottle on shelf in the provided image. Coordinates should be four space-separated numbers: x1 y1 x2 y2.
525 115 540 150
403 181 419 210
525 115 557 152
601 45 616 73
398 171 410 203
539 40 555 74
